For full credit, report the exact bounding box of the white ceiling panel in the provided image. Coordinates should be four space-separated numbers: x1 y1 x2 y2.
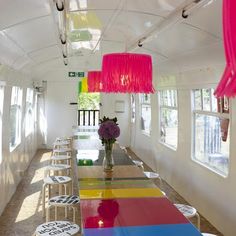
185 0 222 39
0 31 24 66
4 16 57 53
29 45 61 64
12 55 31 70
104 12 163 42
144 23 221 59
158 42 224 75
126 0 187 17
0 0 50 30
100 41 124 54
69 0 121 11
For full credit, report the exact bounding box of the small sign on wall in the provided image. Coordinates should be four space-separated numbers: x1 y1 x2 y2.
68 72 85 78
115 100 125 113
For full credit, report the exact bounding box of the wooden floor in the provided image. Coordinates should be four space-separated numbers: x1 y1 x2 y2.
0 135 223 235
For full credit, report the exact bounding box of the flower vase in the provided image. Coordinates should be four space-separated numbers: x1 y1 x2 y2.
103 142 114 172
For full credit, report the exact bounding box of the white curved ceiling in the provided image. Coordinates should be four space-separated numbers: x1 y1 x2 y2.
0 0 223 77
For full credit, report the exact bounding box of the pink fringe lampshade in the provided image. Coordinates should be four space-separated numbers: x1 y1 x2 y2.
215 0 236 97
88 71 102 92
101 53 154 93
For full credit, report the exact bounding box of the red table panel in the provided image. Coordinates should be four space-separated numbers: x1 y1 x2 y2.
81 197 189 229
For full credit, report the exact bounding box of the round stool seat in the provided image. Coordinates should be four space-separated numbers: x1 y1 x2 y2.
45 164 71 172
133 160 143 167
202 234 217 236
49 195 80 206
44 176 71 185
54 140 70 146
144 171 160 179
174 204 197 218
35 221 80 236
51 155 72 161
53 148 72 153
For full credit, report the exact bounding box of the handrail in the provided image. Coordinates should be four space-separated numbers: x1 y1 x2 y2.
78 109 100 126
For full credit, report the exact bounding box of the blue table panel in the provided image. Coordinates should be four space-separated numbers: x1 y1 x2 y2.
83 223 203 236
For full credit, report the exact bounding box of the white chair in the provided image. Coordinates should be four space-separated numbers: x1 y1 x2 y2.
42 176 72 217
174 204 200 230
46 195 80 223
34 221 80 236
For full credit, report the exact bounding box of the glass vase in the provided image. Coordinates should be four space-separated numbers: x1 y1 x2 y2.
103 142 114 172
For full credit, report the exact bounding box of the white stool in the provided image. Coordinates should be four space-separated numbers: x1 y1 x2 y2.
44 164 72 178
42 176 72 217
202 234 217 236
132 160 144 169
120 146 127 153
34 221 80 236
174 204 200 229
53 140 71 149
47 195 80 223
51 155 72 166
53 148 72 156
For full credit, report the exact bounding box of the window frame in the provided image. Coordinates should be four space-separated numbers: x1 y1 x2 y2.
25 88 34 137
10 86 23 152
159 89 178 150
0 84 4 163
130 94 136 123
139 94 151 136
191 88 230 177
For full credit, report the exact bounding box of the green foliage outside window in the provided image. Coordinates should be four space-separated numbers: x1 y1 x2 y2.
78 93 100 110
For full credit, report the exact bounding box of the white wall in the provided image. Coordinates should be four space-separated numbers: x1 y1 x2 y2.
101 93 131 147
37 70 78 148
0 65 37 215
131 66 236 236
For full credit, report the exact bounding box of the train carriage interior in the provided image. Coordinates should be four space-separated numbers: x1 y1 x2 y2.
0 0 236 235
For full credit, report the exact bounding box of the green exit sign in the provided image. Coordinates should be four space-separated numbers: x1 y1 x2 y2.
68 72 85 77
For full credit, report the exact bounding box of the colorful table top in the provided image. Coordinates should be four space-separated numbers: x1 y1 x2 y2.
80 197 202 236
80 188 164 199
77 157 203 235
78 165 147 181
77 149 134 166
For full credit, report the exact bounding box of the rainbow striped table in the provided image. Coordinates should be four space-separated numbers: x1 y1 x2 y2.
78 166 203 236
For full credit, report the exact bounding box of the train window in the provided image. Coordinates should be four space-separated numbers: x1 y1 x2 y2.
131 94 135 123
159 90 178 149
25 88 34 137
192 89 230 176
10 86 23 151
0 86 4 163
140 94 151 135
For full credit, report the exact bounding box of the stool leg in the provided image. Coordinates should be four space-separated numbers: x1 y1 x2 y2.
55 206 58 220
73 207 76 223
196 212 201 230
59 184 62 195
46 205 52 222
42 183 46 217
65 206 68 219
48 184 51 200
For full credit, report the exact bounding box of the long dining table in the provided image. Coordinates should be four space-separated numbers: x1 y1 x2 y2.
76 147 203 236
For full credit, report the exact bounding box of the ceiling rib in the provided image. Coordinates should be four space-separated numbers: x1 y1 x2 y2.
127 0 214 51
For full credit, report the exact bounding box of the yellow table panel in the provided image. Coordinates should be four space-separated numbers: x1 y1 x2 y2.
79 187 164 199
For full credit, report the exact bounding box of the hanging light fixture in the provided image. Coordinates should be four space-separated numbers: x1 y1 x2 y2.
101 53 154 93
87 71 102 92
214 0 236 97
